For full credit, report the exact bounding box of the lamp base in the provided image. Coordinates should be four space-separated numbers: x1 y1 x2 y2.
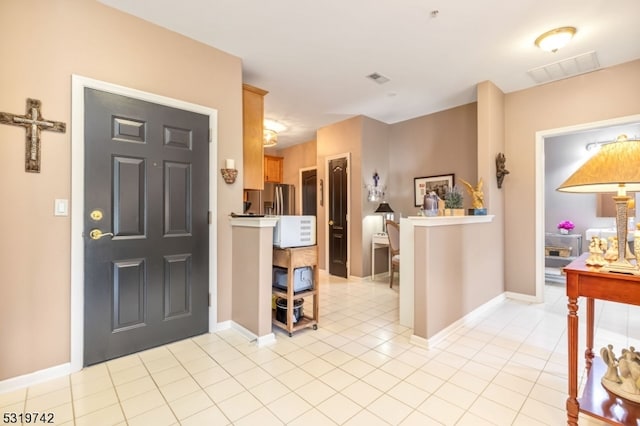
601 259 640 275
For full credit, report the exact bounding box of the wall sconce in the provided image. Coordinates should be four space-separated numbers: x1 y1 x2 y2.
366 172 385 202
221 158 237 184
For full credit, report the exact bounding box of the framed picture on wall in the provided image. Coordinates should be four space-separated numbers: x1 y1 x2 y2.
414 174 454 207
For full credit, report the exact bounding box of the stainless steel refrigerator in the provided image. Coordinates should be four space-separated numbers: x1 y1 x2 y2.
245 183 295 215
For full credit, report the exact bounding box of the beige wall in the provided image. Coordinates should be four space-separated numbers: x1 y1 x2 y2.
388 103 478 217
311 107 478 277
476 81 506 296
316 116 363 274
504 59 640 295
360 118 391 276
413 221 502 339
0 0 242 380
231 225 274 337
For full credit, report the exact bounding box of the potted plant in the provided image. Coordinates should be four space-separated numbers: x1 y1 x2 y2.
444 185 465 216
557 220 575 234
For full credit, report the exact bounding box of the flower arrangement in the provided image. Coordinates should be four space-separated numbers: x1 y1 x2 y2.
557 220 575 233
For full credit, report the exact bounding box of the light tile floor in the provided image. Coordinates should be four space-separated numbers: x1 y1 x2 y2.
2 274 638 425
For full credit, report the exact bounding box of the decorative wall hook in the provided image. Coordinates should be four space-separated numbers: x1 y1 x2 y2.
496 152 509 189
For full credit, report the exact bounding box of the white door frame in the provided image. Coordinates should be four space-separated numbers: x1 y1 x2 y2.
534 113 640 301
70 75 218 371
324 153 351 278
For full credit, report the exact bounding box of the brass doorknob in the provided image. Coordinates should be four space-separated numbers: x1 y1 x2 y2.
328 220 334 226
89 229 114 240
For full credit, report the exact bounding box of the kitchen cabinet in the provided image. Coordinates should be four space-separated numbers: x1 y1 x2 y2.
264 155 283 183
242 84 268 190
272 245 319 336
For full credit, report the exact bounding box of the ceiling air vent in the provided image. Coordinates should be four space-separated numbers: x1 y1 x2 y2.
366 72 390 84
527 51 600 84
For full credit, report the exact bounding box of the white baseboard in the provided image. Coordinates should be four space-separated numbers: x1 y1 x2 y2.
0 363 71 394
505 291 542 304
370 272 390 281
409 334 428 348
410 292 507 349
230 322 275 347
212 320 232 332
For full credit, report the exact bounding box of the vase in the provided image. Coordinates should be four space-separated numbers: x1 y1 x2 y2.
559 229 569 234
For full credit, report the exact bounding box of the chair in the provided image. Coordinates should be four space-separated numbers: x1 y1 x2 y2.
386 220 400 288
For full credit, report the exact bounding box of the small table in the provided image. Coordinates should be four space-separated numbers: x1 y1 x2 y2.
564 253 640 425
371 233 390 278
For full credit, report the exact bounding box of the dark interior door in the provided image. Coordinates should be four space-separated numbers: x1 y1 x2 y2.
328 158 348 278
83 88 209 366
301 169 317 216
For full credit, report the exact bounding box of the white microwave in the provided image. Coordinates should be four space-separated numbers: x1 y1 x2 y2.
273 215 316 248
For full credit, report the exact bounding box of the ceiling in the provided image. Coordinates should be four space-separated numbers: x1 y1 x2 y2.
99 0 640 148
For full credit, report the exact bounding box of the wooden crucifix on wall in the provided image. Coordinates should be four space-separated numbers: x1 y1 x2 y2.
0 98 66 173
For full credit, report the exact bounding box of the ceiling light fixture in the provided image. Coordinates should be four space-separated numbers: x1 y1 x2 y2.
535 26 576 53
263 119 287 148
263 129 278 147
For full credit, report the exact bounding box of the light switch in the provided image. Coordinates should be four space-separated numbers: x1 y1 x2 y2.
54 199 68 216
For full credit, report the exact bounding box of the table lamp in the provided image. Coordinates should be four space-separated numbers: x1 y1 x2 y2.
557 134 640 274
375 202 394 233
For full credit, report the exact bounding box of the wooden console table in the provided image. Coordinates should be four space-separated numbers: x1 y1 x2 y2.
565 253 640 425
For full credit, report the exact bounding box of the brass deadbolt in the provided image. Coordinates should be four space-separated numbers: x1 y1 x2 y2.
90 209 103 221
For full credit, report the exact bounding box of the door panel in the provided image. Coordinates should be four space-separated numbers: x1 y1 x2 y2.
84 88 209 366
164 254 192 319
302 169 317 216
113 157 146 237
328 158 348 278
112 258 146 331
164 162 192 236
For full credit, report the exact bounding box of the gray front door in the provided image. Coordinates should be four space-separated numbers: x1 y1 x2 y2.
83 88 209 366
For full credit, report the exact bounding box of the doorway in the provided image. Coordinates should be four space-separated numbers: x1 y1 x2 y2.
326 155 350 278
535 114 640 300
70 75 218 371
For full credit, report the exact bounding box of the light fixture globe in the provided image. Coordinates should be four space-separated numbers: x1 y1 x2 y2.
535 26 576 52
263 129 278 147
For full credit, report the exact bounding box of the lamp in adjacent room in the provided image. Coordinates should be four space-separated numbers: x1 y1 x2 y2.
557 134 640 274
375 202 394 233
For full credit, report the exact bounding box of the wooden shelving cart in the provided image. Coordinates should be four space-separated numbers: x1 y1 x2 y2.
272 245 319 336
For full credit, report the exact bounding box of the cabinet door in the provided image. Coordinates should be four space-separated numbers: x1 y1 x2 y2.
243 84 268 190
264 155 283 183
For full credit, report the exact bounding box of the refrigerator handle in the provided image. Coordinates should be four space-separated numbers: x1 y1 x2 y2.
278 186 283 215
275 186 281 216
